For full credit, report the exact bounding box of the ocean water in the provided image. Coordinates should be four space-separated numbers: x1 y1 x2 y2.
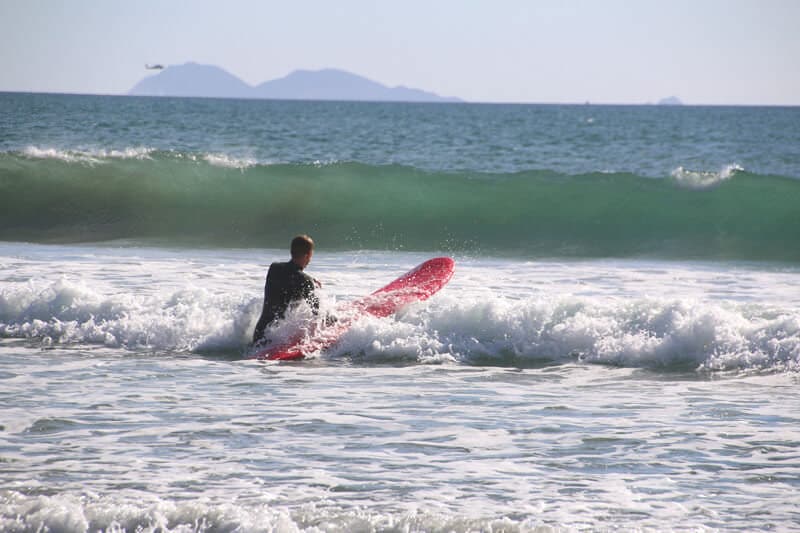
1 92 800 531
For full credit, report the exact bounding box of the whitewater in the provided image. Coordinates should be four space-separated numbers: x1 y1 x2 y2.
2 93 800 531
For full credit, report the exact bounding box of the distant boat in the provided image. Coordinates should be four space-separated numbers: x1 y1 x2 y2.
145 64 165 70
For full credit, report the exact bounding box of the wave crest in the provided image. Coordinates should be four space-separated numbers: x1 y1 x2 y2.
22 145 156 164
670 163 744 189
1 152 799 262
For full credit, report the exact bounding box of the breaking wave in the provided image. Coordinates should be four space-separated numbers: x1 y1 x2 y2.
2 149 799 262
2 278 798 374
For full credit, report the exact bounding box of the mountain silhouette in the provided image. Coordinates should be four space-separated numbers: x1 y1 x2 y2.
129 63 461 103
129 63 252 98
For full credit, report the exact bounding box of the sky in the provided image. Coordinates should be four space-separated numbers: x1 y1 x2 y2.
1 0 799 105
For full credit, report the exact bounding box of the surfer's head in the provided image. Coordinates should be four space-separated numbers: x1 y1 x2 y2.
291 234 314 269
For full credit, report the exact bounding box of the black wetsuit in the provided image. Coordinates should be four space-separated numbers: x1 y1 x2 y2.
252 260 319 344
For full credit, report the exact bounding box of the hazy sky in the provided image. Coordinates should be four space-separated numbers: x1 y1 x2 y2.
2 0 798 105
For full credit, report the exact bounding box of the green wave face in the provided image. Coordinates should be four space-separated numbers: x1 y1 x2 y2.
2 152 799 262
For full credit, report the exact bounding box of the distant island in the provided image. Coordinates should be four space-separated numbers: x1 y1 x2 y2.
129 62 462 103
657 96 684 106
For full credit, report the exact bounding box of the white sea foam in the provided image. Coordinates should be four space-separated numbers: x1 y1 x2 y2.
670 163 743 189
0 279 257 352
0 491 549 533
19 146 262 169
100 146 156 159
22 146 105 165
2 360 796 531
2 272 798 373
330 294 800 372
203 153 257 169
21 146 156 164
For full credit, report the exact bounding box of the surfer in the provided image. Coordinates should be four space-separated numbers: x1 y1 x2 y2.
252 235 321 345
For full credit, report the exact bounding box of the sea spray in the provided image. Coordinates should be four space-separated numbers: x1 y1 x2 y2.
3 274 798 373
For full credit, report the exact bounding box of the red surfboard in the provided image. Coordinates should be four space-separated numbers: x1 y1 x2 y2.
249 257 455 361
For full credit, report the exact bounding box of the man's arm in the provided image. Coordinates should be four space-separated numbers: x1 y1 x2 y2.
301 275 320 315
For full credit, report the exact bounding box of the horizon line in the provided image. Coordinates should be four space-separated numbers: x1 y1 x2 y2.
2 89 800 108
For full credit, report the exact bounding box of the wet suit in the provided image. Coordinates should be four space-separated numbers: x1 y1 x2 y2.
252 260 319 345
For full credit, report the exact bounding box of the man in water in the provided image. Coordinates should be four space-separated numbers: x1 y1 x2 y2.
252 235 320 345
